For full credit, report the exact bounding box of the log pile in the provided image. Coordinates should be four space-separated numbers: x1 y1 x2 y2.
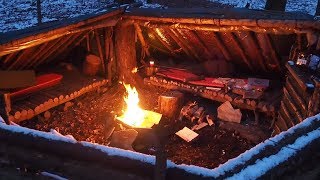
7 76 108 123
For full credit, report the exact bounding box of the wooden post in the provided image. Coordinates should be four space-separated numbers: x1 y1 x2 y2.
0 93 10 124
36 0 42 25
115 21 142 86
316 0 320 16
308 78 320 117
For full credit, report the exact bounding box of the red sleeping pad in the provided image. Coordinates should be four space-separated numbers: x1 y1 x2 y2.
10 73 63 99
156 69 224 88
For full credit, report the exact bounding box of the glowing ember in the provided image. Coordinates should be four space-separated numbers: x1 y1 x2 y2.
117 83 162 128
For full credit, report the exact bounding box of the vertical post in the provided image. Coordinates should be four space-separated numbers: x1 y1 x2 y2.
36 0 42 25
115 21 142 86
0 93 10 125
308 78 320 117
154 137 166 180
316 0 320 16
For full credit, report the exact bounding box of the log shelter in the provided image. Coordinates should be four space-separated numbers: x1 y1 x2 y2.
0 6 320 134
0 5 320 179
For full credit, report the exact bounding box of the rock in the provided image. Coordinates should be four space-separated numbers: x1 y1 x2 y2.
110 129 138 151
217 101 242 123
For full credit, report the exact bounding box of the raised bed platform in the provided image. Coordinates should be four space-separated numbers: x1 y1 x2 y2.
7 69 108 122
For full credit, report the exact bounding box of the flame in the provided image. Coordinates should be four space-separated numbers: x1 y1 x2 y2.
121 83 145 127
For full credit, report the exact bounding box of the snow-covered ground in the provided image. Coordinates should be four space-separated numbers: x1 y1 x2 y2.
0 0 114 33
0 0 319 33
208 0 318 15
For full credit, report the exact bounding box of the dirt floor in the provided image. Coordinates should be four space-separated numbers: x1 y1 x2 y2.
20 82 267 169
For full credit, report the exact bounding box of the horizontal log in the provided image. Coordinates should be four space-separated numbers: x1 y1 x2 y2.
124 14 320 31
285 80 307 113
0 9 123 56
283 88 303 123
276 114 289 132
134 20 307 34
285 63 313 92
145 77 265 112
279 102 295 127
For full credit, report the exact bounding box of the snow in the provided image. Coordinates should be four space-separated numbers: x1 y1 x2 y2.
0 0 114 33
135 0 164 9
208 0 267 9
228 128 320 179
286 0 318 16
0 118 77 143
0 113 319 178
208 0 318 15
80 141 176 167
209 113 320 178
40 171 68 180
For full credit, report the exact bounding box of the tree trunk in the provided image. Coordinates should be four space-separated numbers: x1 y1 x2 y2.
316 0 320 16
265 0 287 11
115 21 142 87
36 0 42 25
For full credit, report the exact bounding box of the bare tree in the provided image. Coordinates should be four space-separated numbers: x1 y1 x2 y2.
265 0 288 11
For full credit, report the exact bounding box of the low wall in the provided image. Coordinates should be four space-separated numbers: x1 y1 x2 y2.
0 114 319 179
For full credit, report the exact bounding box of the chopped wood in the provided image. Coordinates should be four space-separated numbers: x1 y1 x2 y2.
64 101 74 111
217 101 242 123
44 111 51 120
194 122 208 131
206 115 214 126
158 91 184 119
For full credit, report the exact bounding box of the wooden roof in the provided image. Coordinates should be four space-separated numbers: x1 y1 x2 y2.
0 7 319 72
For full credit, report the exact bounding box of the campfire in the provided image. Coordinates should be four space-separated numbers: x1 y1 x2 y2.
116 83 162 129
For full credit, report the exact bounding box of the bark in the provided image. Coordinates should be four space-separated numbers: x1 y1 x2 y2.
115 21 143 87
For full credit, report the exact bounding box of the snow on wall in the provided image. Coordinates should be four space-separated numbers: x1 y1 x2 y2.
228 128 320 179
0 113 319 178
208 113 320 178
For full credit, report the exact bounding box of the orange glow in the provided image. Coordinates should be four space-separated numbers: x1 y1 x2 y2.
117 83 162 128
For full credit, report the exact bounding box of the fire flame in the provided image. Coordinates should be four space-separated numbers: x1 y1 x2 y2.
121 83 145 127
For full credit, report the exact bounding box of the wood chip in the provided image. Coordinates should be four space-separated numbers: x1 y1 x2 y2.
206 115 214 126
175 127 198 142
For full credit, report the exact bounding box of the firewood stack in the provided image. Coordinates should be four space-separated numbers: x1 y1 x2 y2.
8 78 108 123
178 101 215 130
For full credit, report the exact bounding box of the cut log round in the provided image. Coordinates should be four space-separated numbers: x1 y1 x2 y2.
158 91 184 119
44 111 51 120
